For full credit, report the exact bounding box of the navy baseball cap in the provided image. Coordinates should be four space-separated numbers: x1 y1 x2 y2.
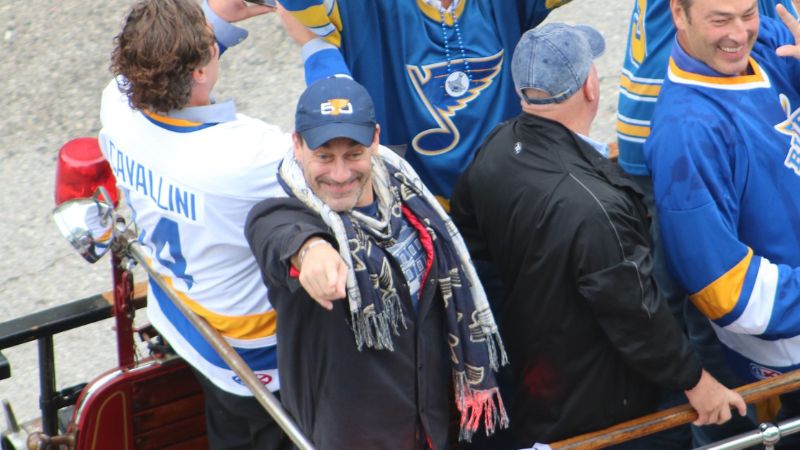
511 23 605 105
295 77 377 149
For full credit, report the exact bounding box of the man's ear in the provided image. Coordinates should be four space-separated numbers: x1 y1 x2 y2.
292 132 304 161
193 66 208 85
370 124 381 154
670 0 688 31
582 66 598 103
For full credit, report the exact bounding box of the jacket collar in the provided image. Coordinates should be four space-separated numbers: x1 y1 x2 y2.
514 113 645 200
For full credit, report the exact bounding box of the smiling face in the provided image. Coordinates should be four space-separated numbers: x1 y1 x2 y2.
293 131 379 212
672 0 759 75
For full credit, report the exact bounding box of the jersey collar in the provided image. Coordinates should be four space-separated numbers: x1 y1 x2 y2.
667 36 769 90
142 99 237 133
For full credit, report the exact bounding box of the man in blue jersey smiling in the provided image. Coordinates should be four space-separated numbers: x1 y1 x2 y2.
646 0 800 443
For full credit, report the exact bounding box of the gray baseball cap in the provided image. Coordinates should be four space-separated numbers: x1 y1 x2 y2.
511 23 605 105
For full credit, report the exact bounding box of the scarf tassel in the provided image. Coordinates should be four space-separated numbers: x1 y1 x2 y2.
485 329 509 372
351 294 407 351
454 372 509 442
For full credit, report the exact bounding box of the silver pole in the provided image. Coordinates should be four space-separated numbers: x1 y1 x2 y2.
695 417 800 450
127 242 315 450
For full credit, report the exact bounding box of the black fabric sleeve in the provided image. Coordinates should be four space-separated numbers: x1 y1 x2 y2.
571 199 703 391
245 197 337 292
450 163 492 261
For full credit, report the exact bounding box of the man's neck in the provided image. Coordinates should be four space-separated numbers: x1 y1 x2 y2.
521 101 593 136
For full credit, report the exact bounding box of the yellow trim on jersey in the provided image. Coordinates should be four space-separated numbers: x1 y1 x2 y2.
290 4 334 27
669 57 765 86
629 0 647 66
289 3 342 47
690 248 753 320
416 0 467 26
616 120 650 138
161 276 278 340
328 0 343 36
435 195 450 212
143 111 202 127
619 74 661 97
545 0 573 9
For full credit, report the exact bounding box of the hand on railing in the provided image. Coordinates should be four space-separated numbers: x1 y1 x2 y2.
686 369 747 425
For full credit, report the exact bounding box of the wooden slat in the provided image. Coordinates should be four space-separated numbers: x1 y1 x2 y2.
132 365 202 411
133 392 205 432
134 414 206 450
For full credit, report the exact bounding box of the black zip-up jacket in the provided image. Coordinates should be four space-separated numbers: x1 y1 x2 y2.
450 113 702 445
246 198 453 450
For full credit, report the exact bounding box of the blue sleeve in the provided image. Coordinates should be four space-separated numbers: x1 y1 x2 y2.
758 0 798 18
648 111 800 339
202 0 248 55
516 0 574 30
301 39 351 85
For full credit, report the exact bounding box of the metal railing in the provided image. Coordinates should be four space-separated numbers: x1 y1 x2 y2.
550 370 800 449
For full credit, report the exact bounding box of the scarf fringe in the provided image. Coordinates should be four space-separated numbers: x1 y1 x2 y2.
454 371 509 442
351 293 407 351
486 329 509 372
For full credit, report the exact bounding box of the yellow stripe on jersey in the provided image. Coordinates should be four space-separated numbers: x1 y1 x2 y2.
290 3 342 47
161 275 277 340
669 57 766 86
416 0 466 26
619 74 661 97
616 120 651 138
143 110 202 127
545 0 574 9
690 248 753 320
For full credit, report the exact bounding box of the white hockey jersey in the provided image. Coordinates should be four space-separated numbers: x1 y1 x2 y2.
99 79 289 395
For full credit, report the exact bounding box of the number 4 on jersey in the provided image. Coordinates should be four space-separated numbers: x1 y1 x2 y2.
149 217 194 289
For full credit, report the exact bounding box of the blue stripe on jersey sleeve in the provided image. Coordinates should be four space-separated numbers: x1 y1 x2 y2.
151 280 278 371
280 0 324 12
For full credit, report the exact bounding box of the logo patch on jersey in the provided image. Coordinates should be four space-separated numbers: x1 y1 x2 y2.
749 362 782 380
406 50 504 156
514 142 523 154
773 93 800 176
321 99 353 116
233 372 274 386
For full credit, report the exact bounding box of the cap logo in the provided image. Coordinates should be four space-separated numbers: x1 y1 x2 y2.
321 98 353 116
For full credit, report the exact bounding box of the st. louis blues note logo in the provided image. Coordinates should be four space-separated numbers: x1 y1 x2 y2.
406 50 504 156
773 93 800 176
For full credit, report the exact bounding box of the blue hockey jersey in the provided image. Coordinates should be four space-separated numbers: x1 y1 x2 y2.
283 0 571 204
646 16 800 381
617 0 796 176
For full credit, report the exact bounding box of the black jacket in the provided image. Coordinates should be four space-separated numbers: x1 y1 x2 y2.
246 198 453 450
450 113 702 445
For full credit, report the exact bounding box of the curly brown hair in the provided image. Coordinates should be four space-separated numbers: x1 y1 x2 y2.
110 0 215 113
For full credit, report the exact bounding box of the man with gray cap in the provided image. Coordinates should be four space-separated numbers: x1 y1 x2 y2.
246 76 509 449
450 23 744 447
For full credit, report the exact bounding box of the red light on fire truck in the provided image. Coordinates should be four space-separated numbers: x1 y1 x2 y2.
55 137 118 206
